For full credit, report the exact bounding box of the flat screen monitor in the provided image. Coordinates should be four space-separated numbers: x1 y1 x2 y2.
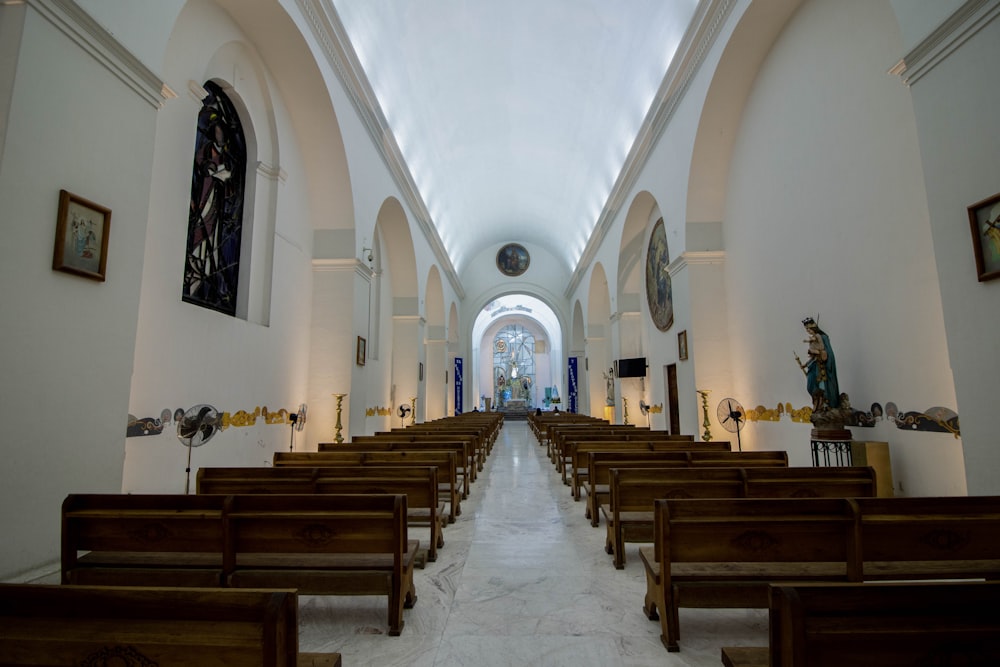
615 357 647 378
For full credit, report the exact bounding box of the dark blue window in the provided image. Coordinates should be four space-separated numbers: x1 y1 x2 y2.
184 81 247 316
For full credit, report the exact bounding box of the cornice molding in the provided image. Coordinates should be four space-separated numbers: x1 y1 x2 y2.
565 0 735 298
296 0 464 299
673 250 726 273
26 0 168 108
889 0 1000 86
311 257 372 282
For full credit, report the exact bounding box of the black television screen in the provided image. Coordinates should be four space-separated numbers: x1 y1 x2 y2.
615 357 647 378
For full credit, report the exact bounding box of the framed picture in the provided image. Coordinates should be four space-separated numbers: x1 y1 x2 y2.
678 330 688 361
496 243 530 277
968 192 1000 282
419 362 424 382
356 336 366 366
52 189 111 281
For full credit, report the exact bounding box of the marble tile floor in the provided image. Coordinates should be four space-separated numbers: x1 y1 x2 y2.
300 421 768 666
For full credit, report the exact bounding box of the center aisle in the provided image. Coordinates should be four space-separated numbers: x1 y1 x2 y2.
299 420 766 666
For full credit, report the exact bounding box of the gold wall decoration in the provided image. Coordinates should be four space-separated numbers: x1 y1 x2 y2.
648 403 663 414
365 406 393 417
742 402 813 424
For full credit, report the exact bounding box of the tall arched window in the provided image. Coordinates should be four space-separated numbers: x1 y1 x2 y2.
493 324 535 408
183 80 247 316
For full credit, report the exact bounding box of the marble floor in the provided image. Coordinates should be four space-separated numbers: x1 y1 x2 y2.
300 421 768 666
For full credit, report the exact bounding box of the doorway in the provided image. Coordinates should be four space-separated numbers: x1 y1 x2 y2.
665 364 680 435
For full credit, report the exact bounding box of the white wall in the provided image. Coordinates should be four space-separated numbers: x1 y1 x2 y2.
903 5 1000 495
720 0 963 493
0 5 160 579
123 1 315 491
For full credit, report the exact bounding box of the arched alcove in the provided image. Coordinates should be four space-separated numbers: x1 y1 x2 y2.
470 295 564 412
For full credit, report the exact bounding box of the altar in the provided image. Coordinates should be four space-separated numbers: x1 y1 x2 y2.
505 399 527 410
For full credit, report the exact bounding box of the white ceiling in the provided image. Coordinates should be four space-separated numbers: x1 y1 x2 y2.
331 0 699 277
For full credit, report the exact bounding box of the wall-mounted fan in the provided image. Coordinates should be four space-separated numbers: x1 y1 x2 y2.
288 403 307 451
716 398 746 451
397 404 411 428
177 404 220 493
639 400 651 427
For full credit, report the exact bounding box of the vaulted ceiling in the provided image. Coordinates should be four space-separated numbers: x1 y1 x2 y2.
327 0 703 284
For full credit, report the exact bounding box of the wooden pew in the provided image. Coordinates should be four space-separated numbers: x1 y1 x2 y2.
854 495 1000 581
639 497 861 652
0 583 341 666
639 495 1000 653
547 425 648 465
318 440 474 496
370 429 488 464
273 449 462 521
565 439 727 496
603 466 876 568
557 431 696 474
62 493 419 636
196 466 445 563
585 450 790 526
528 413 602 443
721 581 1000 667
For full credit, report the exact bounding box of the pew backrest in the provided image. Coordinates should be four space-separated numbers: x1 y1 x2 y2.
0 583 343 667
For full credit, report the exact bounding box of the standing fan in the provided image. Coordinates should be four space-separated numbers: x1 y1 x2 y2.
397 404 411 428
177 404 220 493
716 398 746 451
288 403 307 451
639 400 651 427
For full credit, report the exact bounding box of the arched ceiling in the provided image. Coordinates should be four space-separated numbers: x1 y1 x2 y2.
329 0 702 280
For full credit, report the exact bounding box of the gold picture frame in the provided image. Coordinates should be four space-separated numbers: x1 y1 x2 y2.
968 191 1000 282
356 336 366 366
52 189 111 281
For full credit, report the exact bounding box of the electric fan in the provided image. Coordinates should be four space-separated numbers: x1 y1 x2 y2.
716 398 746 451
288 403 307 451
397 404 411 428
639 400 651 427
176 404 220 493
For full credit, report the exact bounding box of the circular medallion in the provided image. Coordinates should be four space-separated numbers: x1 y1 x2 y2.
496 243 530 277
645 218 674 331
495 339 507 353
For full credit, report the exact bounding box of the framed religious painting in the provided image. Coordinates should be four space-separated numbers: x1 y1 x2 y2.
356 336 366 366
644 217 673 331
496 243 530 277
968 191 1000 282
52 189 111 281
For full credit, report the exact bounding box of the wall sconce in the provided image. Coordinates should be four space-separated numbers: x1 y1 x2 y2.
362 247 374 263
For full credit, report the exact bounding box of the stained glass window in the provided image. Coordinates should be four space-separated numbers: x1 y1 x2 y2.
183 81 247 316
492 324 535 408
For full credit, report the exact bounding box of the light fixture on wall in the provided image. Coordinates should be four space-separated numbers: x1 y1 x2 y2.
362 247 374 263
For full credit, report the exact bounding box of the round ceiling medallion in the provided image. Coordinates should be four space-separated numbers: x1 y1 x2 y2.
496 243 530 277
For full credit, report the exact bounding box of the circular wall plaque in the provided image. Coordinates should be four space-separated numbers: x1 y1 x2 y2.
496 243 530 277
645 218 674 331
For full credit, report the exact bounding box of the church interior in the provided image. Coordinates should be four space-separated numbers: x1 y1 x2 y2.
2 0 999 664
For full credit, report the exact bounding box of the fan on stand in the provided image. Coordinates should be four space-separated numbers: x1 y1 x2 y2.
639 400 651 427
177 404 220 494
397 404 411 428
288 403 307 452
716 398 746 451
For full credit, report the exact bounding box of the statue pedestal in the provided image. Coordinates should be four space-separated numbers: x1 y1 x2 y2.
810 428 853 467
